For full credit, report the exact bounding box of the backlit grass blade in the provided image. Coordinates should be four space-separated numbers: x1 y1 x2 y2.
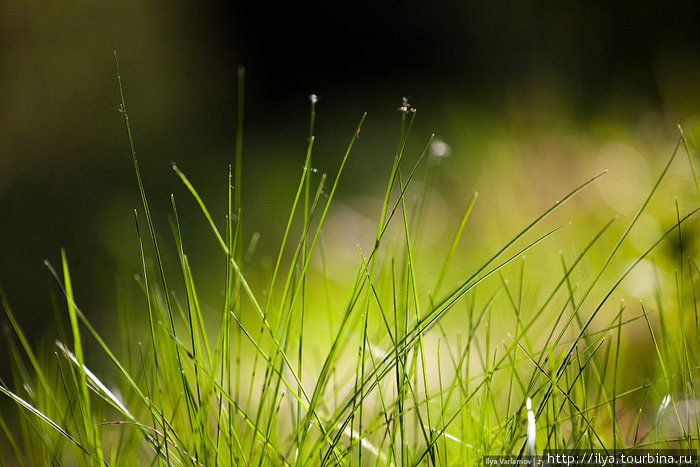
61 250 104 464
114 52 193 439
0 384 89 458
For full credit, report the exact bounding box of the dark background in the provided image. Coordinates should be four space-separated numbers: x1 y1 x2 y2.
2 0 700 355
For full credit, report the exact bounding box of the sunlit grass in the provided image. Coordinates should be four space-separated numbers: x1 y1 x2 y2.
2 55 700 465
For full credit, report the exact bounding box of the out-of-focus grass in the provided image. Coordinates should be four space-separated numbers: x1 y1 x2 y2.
2 61 700 465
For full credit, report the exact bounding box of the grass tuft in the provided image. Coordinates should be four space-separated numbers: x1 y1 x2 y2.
2 61 700 465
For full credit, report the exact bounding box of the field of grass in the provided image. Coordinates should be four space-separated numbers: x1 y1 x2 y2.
2 57 700 466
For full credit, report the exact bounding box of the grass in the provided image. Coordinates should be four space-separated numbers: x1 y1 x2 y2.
2 56 700 465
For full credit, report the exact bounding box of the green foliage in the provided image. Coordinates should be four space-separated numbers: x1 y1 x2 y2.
2 58 700 466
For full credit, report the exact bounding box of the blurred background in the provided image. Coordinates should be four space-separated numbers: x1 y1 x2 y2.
2 0 700 376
